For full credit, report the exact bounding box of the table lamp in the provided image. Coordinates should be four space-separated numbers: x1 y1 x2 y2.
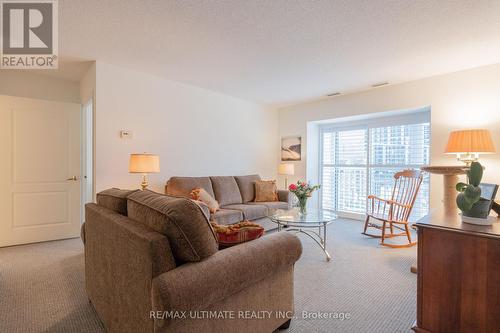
129 153 160 190
278 163 295 188
445 129 495 166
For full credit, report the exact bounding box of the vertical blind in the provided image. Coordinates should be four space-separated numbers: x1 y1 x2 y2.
321 120 430 221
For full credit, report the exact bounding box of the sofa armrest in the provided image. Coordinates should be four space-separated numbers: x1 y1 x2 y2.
85 203 177 332
152 232 302 313
278 189 291 204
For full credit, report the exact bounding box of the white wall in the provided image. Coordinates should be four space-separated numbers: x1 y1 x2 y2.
80 63 96 105
0 71 80 103
279 63 500 210
94 62 279 193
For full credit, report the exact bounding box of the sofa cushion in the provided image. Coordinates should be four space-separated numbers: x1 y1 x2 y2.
210 176 243 206
166 177 215 198
211 209 243 225
234 174 261 203
127 190 218 262
254 180 279 202
248 201 289 212
96 188 138 215
222 204 268 220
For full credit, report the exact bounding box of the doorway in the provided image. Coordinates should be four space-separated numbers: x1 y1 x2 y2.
82 98 94 207
0 95 83 246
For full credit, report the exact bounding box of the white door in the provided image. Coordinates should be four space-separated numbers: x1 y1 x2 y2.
0 95 81 247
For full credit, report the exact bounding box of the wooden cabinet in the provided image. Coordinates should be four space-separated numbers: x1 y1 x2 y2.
413 210 500 333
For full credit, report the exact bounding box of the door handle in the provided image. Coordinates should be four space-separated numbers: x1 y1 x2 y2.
66 176 78 181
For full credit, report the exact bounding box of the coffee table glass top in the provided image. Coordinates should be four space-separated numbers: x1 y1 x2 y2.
268 208 337 227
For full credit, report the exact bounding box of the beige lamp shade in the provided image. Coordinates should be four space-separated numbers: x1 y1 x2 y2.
129 154 160 173
445 129 495 154
278 163 295 176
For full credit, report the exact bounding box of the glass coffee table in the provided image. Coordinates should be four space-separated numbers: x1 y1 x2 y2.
267 208 337 261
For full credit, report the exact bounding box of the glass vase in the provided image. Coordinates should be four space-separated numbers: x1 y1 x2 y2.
297 197 307 216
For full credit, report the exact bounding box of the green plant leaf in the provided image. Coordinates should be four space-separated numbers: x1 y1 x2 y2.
468 162 483 186
457 193 474 212
456 182 468 192
464 185 481 203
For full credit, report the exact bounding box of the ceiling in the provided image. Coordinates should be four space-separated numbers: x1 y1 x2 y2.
52 0 500 105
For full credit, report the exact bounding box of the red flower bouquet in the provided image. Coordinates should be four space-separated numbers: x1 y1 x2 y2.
288 181 321 215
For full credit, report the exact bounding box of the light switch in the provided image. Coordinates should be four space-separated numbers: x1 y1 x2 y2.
120 130 133 139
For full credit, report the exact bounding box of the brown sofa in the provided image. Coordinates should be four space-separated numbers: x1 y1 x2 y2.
166 175 291 230
83 189 302 333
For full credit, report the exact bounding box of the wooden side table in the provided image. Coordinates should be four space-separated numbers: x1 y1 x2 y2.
413 210 500 332
411 166 467 275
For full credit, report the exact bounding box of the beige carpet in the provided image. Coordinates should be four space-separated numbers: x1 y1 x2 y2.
0 219 416 333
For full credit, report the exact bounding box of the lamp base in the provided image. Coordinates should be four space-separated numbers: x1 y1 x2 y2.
141 174 149 190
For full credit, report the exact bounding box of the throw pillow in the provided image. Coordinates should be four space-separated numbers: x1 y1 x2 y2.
254 180 279 202
210 221 265 248
190 187 220 213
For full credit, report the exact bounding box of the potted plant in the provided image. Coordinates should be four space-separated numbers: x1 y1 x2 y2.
288 181 321 215
456 161 495 225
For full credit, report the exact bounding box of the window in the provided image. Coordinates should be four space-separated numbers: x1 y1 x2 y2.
320 114 430 221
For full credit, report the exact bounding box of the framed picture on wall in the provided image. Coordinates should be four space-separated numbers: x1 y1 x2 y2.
281 136 301 161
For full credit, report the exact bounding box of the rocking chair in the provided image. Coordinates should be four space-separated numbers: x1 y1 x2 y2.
362 169 423 248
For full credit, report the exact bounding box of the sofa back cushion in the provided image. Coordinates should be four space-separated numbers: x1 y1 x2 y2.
127 190 218 262
234 174 261 203
166 177 215 198
210 176 243 206
254 180 279 202
96 188 138 215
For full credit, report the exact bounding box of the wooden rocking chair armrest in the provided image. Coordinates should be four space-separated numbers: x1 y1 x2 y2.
367 196 412 208
367 195 392 215
367 195 391 203
387 200 412 209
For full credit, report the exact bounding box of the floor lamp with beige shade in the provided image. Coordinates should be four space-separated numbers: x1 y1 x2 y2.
129 153 160 190
278 163 294 189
